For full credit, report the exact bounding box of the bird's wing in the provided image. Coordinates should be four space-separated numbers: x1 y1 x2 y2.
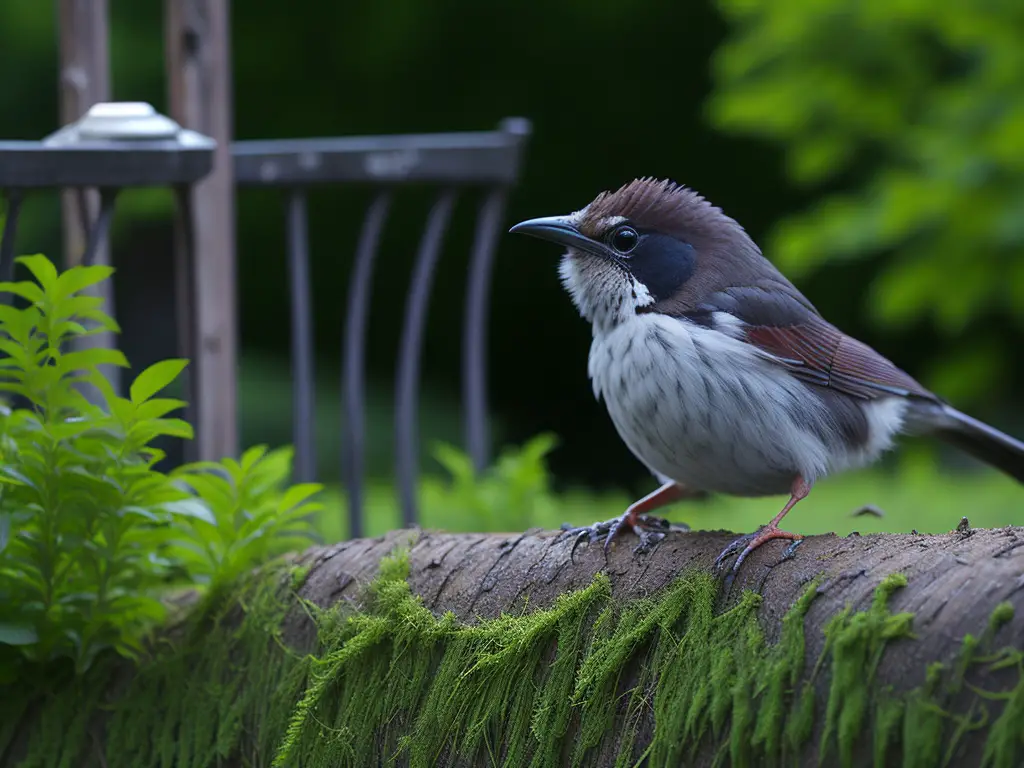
691 284 936 402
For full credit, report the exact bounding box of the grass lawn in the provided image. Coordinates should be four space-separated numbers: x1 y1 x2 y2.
312 457 1024 544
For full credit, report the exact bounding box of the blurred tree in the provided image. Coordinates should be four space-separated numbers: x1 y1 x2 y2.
708 0 1024 405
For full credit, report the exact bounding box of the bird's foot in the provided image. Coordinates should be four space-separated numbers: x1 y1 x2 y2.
559 512 687 555
713 525 803 576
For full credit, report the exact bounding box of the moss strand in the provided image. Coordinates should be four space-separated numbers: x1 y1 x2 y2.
3 552 1022 768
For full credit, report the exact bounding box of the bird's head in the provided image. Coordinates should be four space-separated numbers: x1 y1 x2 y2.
510 178 771 331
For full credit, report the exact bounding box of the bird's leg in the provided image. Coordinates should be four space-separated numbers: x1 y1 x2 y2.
559 481 693 554
714 476 811 575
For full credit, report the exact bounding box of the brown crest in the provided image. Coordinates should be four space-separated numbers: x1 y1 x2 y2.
578 177 748 249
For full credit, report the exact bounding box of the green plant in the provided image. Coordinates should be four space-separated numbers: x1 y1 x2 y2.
0 254 319 682
419 432 560 532
708 0 1024 402
169 444 323 586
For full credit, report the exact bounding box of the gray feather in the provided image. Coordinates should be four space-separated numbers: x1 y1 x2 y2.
908 401 1024 484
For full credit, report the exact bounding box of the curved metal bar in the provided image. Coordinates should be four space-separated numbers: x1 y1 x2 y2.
0 189 25 285
285 188 316 484
341 191 392 539
394 189 457 528
81 187 119 266
461 188 508 472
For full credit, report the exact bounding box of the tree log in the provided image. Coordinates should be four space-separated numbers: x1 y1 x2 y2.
4 525 1024 767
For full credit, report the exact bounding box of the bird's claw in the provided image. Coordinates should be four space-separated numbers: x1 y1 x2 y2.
558 513 686 556
713 525 803 577
713 532 757 571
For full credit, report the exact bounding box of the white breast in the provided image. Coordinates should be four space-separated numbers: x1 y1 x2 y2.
588 313 903 496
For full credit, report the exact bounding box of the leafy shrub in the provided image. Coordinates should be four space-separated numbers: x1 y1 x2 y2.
420 433 561 532
169 445 322 586
309 433 566 543
709 0 1024 401
0 255 319 682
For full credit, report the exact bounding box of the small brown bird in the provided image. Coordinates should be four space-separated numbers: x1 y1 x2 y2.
510 178 1024 573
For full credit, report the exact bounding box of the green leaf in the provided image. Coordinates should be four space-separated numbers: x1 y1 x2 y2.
57 348 130 375
16 254 58 292
162 498 217 525
85 369 122 413
117 506 160 522
278 482 323 514
51 320 88 339
0 339 31 368
49 417 102 441
134 398 187 421
128 418 194 443
432 442 476 484
173 473 235 521
53 264 115 302
0 304 27 333
52 294 104 315
0 624 39 646
75 308 121 333
240 444 269 473
152 418 194 439
0 281 44 305
0 465 36 489
174 460 231 476
130 359 189 404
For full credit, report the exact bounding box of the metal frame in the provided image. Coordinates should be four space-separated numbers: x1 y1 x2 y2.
0 123 215 429
0 113 532 539
234 117 532 537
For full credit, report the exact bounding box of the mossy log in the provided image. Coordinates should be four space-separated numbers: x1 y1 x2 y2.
4 525 1024 767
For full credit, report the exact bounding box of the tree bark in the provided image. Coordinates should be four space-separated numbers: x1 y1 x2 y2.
5 525 1024 767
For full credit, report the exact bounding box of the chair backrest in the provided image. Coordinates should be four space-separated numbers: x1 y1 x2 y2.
232 118 532 538
0 115 532 539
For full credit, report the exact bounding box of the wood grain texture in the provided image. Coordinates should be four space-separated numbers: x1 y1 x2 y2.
5 525 1024 767
164 0 238 462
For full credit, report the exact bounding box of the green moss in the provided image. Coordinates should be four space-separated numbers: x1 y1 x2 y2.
3 552 1024 768
818 573 916 767
1 560 313 768
989 602 1014 633
289 562 312 591
108 562 311 768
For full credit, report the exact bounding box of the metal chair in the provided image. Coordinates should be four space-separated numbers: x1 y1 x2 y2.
1 108 531 538
232 117 532 537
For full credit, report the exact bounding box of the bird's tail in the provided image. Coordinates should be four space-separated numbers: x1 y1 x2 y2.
907 401 1024 484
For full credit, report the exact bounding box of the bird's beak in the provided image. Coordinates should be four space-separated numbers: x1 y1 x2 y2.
508 216 601 255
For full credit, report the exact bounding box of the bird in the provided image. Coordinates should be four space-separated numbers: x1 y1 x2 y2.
508 177 1024 574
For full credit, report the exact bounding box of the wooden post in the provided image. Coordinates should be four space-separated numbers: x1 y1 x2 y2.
164 0 238 462
57 0 119 398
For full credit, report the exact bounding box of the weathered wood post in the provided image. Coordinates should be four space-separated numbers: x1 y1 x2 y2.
56 0 118 398
164 0 238 462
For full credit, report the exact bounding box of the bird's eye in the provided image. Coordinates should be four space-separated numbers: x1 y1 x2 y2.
609 225 639 255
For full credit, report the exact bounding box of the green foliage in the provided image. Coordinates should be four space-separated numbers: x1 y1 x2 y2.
0 255 319 683
312 433 567 543
709 0 1024 399
169 445 323 586
422 432 560 532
